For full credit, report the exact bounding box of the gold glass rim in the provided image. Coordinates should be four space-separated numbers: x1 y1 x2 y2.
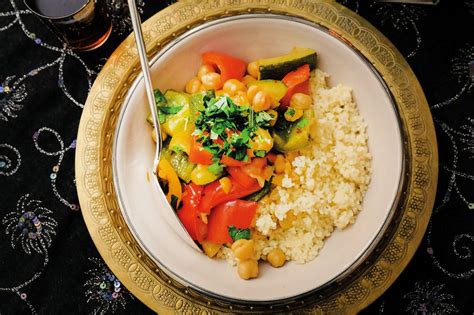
76 1 438 313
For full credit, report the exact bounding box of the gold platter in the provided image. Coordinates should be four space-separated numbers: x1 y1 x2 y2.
76 0 438 313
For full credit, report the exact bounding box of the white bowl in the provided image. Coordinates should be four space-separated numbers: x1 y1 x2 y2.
113 14 403 302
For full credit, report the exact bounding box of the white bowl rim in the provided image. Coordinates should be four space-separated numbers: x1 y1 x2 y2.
113 13 406 303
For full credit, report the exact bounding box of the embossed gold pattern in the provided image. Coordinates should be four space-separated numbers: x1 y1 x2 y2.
76 0 437 313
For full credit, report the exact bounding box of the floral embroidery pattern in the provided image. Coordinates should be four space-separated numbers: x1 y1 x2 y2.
0 76 26 121
404 281 458 314
2 194 57 254
84 257 131 314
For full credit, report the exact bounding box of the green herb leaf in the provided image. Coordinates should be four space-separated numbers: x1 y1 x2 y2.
158 111 166 124
208 161 224 175
228 226 251 242
255 111 274 126
154 89 167 106
170 194 179 211
254 150 267 158
296 116 309 129
159 105 184 115
286 108 296 117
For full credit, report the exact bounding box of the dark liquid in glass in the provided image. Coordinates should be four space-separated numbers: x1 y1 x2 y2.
30 0 88 17
26 0 112 51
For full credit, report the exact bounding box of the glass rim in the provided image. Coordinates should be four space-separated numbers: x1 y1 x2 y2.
23 0 92 20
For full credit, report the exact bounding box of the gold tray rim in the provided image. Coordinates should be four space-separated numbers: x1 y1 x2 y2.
75 1 438 313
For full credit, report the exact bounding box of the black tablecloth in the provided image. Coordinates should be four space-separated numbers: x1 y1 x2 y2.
0 0 472 314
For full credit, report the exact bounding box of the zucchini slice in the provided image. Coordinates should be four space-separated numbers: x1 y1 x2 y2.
258 47 317 80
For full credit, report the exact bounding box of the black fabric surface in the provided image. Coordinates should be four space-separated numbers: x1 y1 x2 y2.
0 0 472 314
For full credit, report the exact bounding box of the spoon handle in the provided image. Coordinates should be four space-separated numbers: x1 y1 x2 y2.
127 0 162 173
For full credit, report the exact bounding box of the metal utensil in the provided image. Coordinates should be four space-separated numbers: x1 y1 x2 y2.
127 0 202 252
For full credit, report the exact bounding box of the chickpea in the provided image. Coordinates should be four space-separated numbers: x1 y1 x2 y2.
241 74 256 85
232 91 249 106
252 91 272 112
202 241 221 258
247 61 260 78
267 248 286 268
246 85 259 102
201 72 222 90
284 108 304 122
185 77 202 94
197 64 215 80
266 109 278 127
231 239 254 261
290 93 313 109
223 79 246 96
237 259 259 280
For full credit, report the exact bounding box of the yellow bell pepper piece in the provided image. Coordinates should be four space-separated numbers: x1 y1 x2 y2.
190 164 221 185
168 132 192 155
249 128 274 154
158 157 182 206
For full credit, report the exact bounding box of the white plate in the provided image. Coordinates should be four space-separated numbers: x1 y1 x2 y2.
113 14 403 302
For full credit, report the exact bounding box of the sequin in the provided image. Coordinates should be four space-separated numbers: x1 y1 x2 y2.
107 273 115 281
58 79 64 86
114 280 121 288
20 293 27 300
34 38 42 44
468 203 474 210
70 139 77 149
52 165 59 173
114 286 121 293
50 173 57 180
0 160 5 168
112 292 119 299
3 86 10 93
99 282 107 289
71 204 79 211
427 247 434 255
33 131 39 140
0 86 3 93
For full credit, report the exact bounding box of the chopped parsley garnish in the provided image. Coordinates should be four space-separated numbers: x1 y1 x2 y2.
228 226 251 241
194 95 270 162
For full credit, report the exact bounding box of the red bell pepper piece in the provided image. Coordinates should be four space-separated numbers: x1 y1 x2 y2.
227 166 256 188
202 52 247 83
221 155 249 167
206 199 258 244
280 64 311 107
177 183 207 243
189 136 213 165
199 177 261 215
